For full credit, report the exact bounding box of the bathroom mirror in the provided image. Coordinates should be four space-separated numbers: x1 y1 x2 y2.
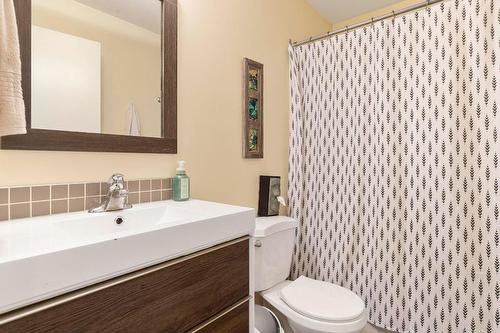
2 0 177 153
31 0 163 137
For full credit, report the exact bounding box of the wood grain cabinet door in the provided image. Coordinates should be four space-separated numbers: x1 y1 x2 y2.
0 239 249 333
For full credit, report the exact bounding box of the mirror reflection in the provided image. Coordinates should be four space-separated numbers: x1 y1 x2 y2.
31 0 162 138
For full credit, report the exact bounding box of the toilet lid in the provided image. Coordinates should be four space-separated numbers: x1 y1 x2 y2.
280 276 365 322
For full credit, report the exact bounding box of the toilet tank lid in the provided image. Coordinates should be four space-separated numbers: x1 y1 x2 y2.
253 216 298 237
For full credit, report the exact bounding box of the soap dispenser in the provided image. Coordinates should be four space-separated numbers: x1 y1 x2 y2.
173 161 190 201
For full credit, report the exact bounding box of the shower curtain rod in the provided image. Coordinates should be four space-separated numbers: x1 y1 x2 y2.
291 0 446 47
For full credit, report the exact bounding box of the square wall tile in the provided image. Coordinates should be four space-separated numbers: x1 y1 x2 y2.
128 193 139 205
161 178 171 189
128 181 139 192
151 191 161 202
51 200 68 214
10 203 30 219
32 201 50 217
161 190 172 201
32 186 50 201
69 198 84 212
151 179 161 190
10 187 30 203
140 192 151 203
100 182 109 196
69 184 84 198
85 196 101 210
139 180 151 192
51 185 68 200
0 188 8 205
0 205 8 221
86 183 100 196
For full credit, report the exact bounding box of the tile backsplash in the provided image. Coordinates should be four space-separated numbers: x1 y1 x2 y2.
0 178 172 222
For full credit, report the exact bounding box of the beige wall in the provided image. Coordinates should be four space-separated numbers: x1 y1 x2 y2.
0 0 330 209
32 0 162 137
332 0 422 29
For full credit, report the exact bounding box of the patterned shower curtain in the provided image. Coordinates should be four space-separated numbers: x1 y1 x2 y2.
288 0 499 332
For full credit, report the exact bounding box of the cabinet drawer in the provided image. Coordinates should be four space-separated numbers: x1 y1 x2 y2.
193 300 249 333
1 238 249 333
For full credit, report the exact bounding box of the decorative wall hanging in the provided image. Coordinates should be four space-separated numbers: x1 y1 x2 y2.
243 58 263 158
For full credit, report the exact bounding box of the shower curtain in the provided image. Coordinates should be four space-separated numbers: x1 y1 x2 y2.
288 0 499 332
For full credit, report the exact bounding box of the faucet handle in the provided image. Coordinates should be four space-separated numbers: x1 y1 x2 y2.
108 174 126 191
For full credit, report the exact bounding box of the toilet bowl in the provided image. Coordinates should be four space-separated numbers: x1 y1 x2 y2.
253 217 367 333
261 280 367 333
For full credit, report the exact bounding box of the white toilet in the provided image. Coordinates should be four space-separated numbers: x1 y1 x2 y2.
253 216 368 333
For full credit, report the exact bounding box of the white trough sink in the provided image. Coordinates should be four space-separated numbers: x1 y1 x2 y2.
0 200 255 315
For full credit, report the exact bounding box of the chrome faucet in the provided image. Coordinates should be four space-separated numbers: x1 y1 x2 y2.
89 174 132 213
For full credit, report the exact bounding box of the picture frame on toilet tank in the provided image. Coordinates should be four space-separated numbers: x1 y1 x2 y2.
258 176 280 216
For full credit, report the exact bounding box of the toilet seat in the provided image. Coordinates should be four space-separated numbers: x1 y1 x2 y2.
280 276 365 322
261 280 367 333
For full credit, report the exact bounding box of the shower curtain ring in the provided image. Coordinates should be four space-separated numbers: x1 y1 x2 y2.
392 10 396 21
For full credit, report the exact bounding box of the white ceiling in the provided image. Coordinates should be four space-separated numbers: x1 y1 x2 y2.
308 0 403 23
75 0 162 34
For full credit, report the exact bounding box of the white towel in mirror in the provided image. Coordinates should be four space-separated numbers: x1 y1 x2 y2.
0 0 26 137
127 103 141 136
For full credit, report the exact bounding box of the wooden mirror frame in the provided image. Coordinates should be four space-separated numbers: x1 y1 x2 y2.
1 0 177 154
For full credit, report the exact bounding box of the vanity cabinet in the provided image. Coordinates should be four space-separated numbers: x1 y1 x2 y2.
0 238 250 333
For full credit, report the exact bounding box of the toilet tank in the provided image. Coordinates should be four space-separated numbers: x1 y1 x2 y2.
253 216 298 292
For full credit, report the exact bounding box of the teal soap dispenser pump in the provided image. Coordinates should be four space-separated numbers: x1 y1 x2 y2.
173 161 190 201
